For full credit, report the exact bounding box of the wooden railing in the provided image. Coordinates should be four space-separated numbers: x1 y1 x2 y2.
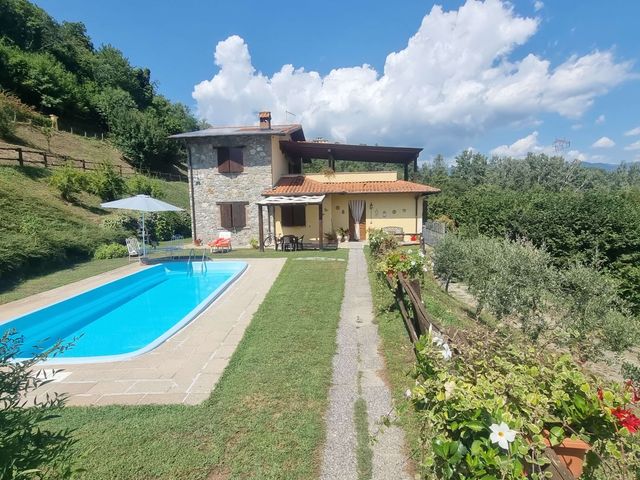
387 271 575 480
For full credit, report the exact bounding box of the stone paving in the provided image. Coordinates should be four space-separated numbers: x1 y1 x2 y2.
320 244 411 480
0 258 285 406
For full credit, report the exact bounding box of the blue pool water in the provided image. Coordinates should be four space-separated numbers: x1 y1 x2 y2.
1 261 247 362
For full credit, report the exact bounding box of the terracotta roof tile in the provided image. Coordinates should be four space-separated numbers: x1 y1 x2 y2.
263 176 440 196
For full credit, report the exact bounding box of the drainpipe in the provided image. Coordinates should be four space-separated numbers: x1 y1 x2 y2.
186 144 197 242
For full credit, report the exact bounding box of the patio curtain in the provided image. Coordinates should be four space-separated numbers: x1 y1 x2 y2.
349 200 365 241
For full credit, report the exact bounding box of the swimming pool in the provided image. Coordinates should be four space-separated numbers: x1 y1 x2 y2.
1 261 247 363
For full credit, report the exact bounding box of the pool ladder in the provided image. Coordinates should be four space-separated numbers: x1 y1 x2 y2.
187 248 208 273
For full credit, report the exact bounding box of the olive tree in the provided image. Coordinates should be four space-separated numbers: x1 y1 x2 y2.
0 331 76 479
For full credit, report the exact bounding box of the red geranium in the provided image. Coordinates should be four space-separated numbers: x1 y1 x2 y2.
611 407 640 433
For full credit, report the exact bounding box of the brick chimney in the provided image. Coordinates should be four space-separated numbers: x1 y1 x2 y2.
259 111 272 129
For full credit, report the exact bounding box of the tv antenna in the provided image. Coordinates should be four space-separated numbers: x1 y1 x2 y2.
553 138 571 154
285 110 297 123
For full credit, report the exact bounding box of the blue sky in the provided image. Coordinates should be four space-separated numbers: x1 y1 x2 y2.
34 0 640 164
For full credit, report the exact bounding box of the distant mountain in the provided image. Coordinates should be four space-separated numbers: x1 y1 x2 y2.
579 161 640 172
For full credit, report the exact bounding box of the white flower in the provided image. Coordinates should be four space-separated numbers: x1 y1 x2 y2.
411 260 416 266
418 251 425 258
444 381 456 399
441 343 452 360
404 388 412 399
489 422 517 450
432 334 444 347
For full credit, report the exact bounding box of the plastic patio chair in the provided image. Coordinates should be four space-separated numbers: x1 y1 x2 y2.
126 237 142 261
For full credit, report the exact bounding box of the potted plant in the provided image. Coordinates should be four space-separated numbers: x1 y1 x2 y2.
337 227 348 242
324 232 338 244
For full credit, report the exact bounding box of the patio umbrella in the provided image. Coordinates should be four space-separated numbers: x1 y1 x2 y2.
100 194 183 256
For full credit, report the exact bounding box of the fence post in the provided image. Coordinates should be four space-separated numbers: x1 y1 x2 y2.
43 152 48 167
16 148 23 167
82 160 86 170
70 126 73 135
119 165 123 175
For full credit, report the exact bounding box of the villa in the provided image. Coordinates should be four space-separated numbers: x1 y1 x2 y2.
171 112 440 249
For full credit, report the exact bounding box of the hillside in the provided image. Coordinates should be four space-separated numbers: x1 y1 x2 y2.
0 123 131 170
0 164 189 292
0 0 198 170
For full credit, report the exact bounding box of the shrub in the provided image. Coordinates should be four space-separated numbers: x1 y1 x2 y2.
368 228 398 257
126 174 163 198
49 163 85 201
410 329 640 479
101 212 139 235
430 235 639 360
556 264 640 360
432 234 467 291
377 248 426 281
93 242 128 259
0 99 14 139
0 331 76 478
149 211 190 241
87 162 125 201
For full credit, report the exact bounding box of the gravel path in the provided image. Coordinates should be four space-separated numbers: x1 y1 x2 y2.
320 245 411 480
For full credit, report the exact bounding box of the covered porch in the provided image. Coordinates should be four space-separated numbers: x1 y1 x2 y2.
256 195 329 252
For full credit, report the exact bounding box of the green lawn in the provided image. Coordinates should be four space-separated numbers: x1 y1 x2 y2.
46 255 347 479
0 257 130 305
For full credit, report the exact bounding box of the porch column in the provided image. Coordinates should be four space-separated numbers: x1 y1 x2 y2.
318 202 324 250
258 204 265 252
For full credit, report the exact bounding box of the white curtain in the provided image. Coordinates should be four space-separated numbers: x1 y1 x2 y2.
349 200 365 241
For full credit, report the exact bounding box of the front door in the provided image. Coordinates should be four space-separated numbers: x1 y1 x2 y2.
348 204 367 241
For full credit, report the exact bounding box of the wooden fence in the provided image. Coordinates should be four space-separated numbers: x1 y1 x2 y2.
388 272 575 480
0 146 186 182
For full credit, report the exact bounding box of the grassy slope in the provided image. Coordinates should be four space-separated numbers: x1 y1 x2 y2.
365 247 473 474
47 254 347 479
0 124 128 170
0 165 188 298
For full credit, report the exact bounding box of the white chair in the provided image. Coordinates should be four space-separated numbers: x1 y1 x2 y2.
126 237 142 261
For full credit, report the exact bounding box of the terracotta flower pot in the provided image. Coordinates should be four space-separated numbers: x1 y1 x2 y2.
543 435 591 477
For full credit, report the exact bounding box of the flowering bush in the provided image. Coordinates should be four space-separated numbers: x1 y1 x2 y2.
368 228 398 257
376 248 426 281
409 329 640 479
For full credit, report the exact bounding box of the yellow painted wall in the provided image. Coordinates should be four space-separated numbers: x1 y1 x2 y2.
271 135 289 185
305 171 398 183
275 193 423 241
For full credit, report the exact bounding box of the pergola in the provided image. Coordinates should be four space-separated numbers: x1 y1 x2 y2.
255 195 326 252
279 141 422 180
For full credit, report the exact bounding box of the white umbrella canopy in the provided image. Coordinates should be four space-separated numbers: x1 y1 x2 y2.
101 195 183 256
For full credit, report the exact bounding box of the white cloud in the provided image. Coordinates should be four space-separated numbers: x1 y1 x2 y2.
534 1 544 12
571 124 583 130
490 131 552 157
625 126 640 136
193 0 633 153
625 140 640 151
592 136 615 148
595 114 605 124
566 149 587 162
491 131 587 160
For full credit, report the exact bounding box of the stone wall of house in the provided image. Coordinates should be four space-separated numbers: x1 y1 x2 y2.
186 134 273 247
